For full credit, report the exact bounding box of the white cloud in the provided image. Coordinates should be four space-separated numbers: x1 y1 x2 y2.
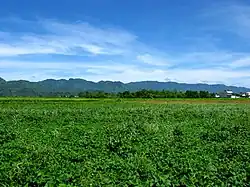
137 54 171 66
79 44 104 55
229 57 250 68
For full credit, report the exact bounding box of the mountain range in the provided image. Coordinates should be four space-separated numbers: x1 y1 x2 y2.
0 77 249 96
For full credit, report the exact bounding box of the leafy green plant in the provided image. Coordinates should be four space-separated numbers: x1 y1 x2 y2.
0 99 249 186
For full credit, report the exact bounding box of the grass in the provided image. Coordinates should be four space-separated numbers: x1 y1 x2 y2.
0 99 250 186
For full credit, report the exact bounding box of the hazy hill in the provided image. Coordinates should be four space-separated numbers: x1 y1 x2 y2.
0 77 249 96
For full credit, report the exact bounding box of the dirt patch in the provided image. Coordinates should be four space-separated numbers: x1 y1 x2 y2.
132 99 250 104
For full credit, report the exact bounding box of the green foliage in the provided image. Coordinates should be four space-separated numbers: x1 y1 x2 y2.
0 99 250 186
78 90 215 98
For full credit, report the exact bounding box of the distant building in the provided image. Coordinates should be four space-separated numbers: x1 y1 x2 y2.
215 94 220 98
241 92 250 98
226 90 233 95
216 90 250 99
231 95 240 99
218 90 233 98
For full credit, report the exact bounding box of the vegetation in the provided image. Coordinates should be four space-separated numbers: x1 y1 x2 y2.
77 90 215 98
0 98 250 186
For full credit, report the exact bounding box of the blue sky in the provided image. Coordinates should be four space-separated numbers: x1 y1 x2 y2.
1 0 250 87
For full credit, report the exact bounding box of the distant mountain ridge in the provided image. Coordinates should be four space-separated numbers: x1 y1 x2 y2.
0 77 249 96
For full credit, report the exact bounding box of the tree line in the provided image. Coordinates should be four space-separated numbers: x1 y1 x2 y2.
78 90 215 98
0 88 215 98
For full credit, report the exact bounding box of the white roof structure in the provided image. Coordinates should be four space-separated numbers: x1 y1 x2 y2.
226 90 233 94
215 94 220 98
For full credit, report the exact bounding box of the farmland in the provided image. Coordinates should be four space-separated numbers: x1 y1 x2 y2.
0 98 250 186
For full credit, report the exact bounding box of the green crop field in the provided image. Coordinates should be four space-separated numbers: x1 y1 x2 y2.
0 98 250 186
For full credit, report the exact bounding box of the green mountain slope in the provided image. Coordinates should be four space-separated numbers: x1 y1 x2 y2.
0 77 249 96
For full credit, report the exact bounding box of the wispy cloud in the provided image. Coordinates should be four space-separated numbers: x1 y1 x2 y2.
202 2 250 39
0 19 136 56
0 18 174 67
137 54 171 66
229 57 250 68
224 4 250 38
171 52 250 69
0 44 58 56
0 60 136 71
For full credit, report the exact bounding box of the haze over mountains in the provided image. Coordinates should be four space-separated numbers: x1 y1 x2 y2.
0 77 249 96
